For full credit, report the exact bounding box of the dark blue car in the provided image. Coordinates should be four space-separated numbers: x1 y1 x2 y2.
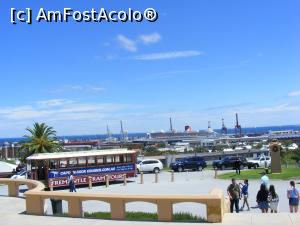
170 156 207 172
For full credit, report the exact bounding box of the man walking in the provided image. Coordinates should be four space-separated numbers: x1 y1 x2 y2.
227 178 241 213
68 171 76 192
235 158 241 175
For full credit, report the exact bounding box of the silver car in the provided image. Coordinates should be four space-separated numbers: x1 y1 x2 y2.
136 159 163 173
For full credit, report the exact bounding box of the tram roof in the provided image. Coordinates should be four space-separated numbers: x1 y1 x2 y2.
26 149 135 160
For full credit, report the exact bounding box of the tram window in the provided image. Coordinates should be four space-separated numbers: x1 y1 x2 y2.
60 159 67 168
106 156 113 164
78 157 86 165
31 161 37 170
68 158 77 166
97 156 104 164
49 160 58 169
124 155 132 163
27 163 31 171
115 155 120 163
87 156 96 165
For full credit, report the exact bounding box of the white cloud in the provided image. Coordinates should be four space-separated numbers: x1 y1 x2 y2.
116 35 137 52
288 90 300 97
87 86 105 92
139 33 161 45
53 85 105 93
0 101 130 121
69 85 105 92
69 85 83 91
36 99 75 107
113 33 161 53
244 103 300 114
134 50 204 60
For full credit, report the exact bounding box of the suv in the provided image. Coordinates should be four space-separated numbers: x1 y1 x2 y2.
170 156 207 172
212 156 248 170
136 159 163 173
248 156 271 169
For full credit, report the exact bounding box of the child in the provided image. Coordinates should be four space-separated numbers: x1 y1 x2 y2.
268 185 279 213
240 179 250 211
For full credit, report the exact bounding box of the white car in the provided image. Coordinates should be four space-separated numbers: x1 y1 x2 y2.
248 156 271 169
10 170 28 179
136 159 163 173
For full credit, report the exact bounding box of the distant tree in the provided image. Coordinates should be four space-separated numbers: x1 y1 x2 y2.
281 140 293 147
193 147 207 153
290 149 300 162
281 148 300 164
213 145 228 152
124 143 144 150
156 142 166 148
254 143 263 149
143 146 163 156
20 122 61 161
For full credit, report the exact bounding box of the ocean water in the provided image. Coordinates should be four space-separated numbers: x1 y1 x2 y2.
0 125 299 144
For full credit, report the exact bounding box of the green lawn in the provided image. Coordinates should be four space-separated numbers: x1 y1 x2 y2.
84 211 207 222
217 168 300 180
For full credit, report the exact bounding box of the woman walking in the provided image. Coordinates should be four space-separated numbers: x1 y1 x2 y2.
287 181 299 213
268 185 279 213
240 179 250 211
256 183 269 213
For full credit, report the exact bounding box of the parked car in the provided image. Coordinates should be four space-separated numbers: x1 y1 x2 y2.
170 156 207 172
10 170 28 179
212 156 248 170
247 156 271 169
136 159 163 173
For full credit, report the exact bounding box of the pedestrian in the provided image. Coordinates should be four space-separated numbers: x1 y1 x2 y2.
268 185 279 213
287 181 299 213
16 164 21 173
260 172 269 189
68 171 76 192
235 158 241 175
240 179 250 211
256 183 269 213
227 178 241 213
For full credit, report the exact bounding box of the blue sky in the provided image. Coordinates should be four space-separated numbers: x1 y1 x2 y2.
0 0 300 137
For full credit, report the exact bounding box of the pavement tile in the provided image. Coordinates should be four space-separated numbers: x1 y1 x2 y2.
250 213 293 225
289 214 300 225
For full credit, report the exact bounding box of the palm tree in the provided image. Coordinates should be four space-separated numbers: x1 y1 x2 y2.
20 122 61 161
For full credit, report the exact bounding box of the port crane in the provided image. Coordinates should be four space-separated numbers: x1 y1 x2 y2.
234 113 242 137
221 118 228 135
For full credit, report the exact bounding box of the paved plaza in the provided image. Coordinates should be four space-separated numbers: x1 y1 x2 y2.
0 169 300 225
